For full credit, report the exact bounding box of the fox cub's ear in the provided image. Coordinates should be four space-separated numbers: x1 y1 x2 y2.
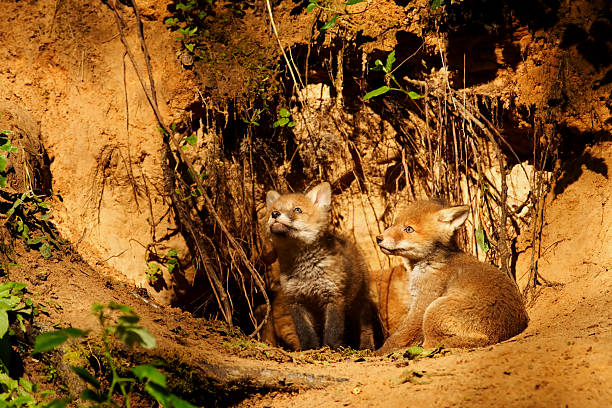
437 205 469 231
266 190 281 210
305 182 332 209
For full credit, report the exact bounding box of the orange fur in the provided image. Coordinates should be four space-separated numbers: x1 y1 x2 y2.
375 200 528 354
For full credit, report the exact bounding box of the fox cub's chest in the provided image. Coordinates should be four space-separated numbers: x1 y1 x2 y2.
281 252 340 303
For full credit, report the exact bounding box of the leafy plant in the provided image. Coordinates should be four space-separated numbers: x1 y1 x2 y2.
272 108 295 128
306 0 367 31
242 109 262 127
363 50 423 101
34 302 197 407
0 282 42 341
4 192 61 260
181 133 197 150
145 249 180 284
165 0 216 61
0 282 59 407
0 130 17 189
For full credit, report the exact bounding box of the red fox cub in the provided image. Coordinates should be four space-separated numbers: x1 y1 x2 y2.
265 182 375 350
375 200 528 353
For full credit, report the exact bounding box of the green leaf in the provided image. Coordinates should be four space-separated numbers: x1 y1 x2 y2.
371 59 384 72
91 303 104 313
81 389 105 402
273 118 290 128
32 328 87 354
408 91 423 99
385 50 396 72
185 43 195 52
306 2 316 12
145 382 170 406
431 0 445 9
403 345 424 360
0 174 6 188
131 364 167 387
279 108 290 118
118 314 140 325
0 154 6 173
475 222 492 253
44 399 69 408
168 394 199 408
71 366 100 389
12 395 35 405
167 262 177 275
320 15 337 30
115 325 156 349
363 86 390 100
26 237 42 245
345 0 366 5
185 133 197 146
0 310 8 338
19 377 34 392
108 302 132 313
287 121 296 128
40 243 52 259
0 141 17 153
167 249 179 258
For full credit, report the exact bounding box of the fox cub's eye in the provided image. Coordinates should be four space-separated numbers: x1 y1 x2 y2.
293 207 302 214
271 211 281 219
404 226 415 233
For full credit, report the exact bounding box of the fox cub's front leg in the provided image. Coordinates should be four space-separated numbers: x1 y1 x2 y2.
376 316 423 355
322 301 345 349
290 303 319 350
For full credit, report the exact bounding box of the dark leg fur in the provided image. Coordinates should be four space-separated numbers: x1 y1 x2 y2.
358 300 376 350
323 302 345 349
290 303 319 350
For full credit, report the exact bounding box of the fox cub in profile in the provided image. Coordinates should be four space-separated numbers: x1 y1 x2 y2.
265 182 375 350
375 200 528 354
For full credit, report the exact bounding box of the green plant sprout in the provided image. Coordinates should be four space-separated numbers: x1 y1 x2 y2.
180 133 197 151
242 109 262 127
272 108 295 128
431 0 446 10
145 263 162 284
306 0 367 31
363 50 423 101
34 302 198 407
145 249 180 284
475 181 493 253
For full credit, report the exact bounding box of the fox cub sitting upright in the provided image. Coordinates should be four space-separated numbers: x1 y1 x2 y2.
375 200 528 354
265 182 375 350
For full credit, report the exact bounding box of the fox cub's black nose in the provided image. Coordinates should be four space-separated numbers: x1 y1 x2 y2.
375 235 383 244
271 210 281 219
